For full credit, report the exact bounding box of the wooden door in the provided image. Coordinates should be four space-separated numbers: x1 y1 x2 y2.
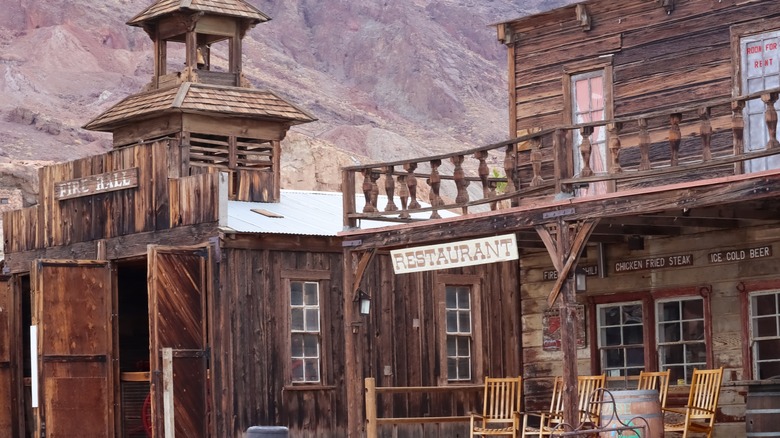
148 245 210 438
33 260 114 437
0 275 14 436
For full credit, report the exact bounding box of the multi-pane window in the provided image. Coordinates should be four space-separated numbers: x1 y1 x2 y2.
571 70 608 195
657 297 706 384
750 291 780 379
597 303 645 377
445 285 472 381
290 281 321 383
741 30 780 172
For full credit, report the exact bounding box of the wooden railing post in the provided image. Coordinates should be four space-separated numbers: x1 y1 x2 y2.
608 122 623 174
669 113 682 167
638 118 651 171
361 169 376 213
732 100 745 155
699 107 712 161
530 135 544 187
405 162 421 210
383 166 397 212
452 155 469 214
397 173 409 219
762 92 780 149
475 150 491 202
365 377 378 438
342 170 357 228
504 144 518 195
579 126 594 177
553 128 567 193
428 159 442 219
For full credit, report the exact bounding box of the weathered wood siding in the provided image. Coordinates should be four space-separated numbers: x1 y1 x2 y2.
2 140 221 255
520 225 780 436
214 245 348 438
507 0 780 186
358 254 522 437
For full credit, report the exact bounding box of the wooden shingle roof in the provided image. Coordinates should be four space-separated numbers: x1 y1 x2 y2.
127 0 270 26
83 83 316 131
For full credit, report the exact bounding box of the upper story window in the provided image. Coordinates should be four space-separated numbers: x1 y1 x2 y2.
290 280 321 384
570 69 609 195
749 290 780 379
597 302 645 377
657 297 706 384
740 29 780 172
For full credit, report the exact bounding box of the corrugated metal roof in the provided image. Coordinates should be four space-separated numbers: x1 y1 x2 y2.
83 83 315 131
127 0 270 26
225 190 458 236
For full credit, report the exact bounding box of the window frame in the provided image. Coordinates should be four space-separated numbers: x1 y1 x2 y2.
596 300 647 378
587 286 712 385
739 278 780 380
282 269 332 388
436 274 483 385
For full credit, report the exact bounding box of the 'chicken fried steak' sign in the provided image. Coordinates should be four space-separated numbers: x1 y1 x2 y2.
390 234 518 274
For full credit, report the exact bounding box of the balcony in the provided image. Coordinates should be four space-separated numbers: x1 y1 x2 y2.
342 87 780 231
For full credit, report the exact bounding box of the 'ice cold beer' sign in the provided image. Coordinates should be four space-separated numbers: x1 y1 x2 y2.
55 168 139 200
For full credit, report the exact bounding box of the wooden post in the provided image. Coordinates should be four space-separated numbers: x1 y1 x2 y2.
342 170 357 229
557 222 579 429
579 126 594 177
344 249 365 438
699 107 712 162
428 159 442 219
669 113 682 167
732 100 745 174
365 377 378 438
608 123 623 174
762 93 780 149
362 169 376 213
638 118 651 171
384 166 397 212
531 136 544 187
163 348 175 438
452 155 469 214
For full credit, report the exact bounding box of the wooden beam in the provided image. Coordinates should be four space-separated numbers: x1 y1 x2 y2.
352 249 376 297
546 220 598 307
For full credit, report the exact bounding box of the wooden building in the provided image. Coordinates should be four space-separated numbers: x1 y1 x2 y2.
340 0 780 436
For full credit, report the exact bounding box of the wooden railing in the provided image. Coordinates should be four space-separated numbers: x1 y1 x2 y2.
342 87 780 228
364 377 483 438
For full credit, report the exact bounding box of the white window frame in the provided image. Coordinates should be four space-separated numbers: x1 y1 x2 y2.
445 285 473 382
596 301 645 378
656 296 707 384
289 280 322 384
749 290 780 379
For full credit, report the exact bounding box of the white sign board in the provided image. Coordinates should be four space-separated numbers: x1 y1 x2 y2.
390 234 518 274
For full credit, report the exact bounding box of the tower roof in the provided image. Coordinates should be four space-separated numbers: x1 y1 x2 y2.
83 82 316 131
127 0 270 27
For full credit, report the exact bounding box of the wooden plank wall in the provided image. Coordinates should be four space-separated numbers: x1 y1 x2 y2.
214 246 348 438
520 225 780 435
0 276 13 435
359 254 522 438
508 0 780 182
2 140 220 254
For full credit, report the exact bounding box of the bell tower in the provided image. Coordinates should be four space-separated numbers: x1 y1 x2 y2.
84 0 315 203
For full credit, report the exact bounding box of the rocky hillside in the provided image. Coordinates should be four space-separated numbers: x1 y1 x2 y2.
0 0 577 204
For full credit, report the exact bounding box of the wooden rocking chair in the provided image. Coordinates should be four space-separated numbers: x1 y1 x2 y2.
638 370 671 409
521 374 606 437
663 367 723 438
470 376 524 437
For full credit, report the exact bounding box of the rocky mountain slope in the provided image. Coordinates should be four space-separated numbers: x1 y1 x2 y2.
0 0 577 203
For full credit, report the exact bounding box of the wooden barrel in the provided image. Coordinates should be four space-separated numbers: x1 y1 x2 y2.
599 389 662 438
746 382 780 436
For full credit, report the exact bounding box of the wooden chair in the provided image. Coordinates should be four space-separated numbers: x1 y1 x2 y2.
470 376 524 437
663 367 723 438
521 374 606 437
638 370 671 409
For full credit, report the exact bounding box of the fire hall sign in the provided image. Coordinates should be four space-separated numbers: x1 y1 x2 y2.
55 168 139 200
391 234 518 274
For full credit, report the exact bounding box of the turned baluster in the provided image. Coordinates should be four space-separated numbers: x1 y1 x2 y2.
503 144 517 195
579 126 594 177
451 155 470 214
397 174 409 219
669 113 682 167
361 169 376 213
732 100 745 156
763 93 780 149
530 136 544 187
488 181 499 211
475 150 490 200
405 162 421 210
369 170 380 212
638 118 651 171
428 159 442 219
608 122 623 174
699 107 712 162
383 165 397 212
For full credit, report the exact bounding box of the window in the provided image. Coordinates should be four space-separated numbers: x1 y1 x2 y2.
749 291 780 379
597 302 645 377
445 285 472 381
740 29 780 172
0 198 8 205
657 297 706 384
570 69 610 195
290 280 321 384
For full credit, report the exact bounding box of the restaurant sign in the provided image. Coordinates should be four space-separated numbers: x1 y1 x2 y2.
55 168 139 200
390 234 518 274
